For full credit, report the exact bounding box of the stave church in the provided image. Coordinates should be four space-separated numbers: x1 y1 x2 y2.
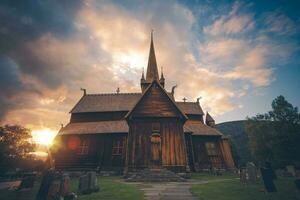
53 33 235 174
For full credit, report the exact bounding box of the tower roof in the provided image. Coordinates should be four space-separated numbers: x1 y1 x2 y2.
205 112 215 123
146 31 159 81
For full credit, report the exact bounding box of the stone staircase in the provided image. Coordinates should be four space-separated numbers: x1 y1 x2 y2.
124 168 187 182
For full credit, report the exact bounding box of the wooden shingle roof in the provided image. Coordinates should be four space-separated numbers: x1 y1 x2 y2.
177 102 204 115
70 93 141 113
58 120 129 135
184 120 222 136
58 120 222 136
70 93 204 115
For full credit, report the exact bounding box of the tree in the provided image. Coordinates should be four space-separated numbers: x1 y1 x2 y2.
0 125 35 174
246 95 300 168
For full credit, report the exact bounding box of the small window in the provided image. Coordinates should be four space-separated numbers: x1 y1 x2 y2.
112 139 124 156
78 140 89 155
205 142 218 156
152 123 160 133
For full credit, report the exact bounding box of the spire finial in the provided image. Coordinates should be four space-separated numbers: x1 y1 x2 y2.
160 66 164 79
80 88 86 96
141 68 145 80
151 29 154 40
171 84 177 95
197 97 202 103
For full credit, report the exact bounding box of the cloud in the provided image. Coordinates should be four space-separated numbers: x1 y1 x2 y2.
264 12 300 36
0 0 299 128
203 2 254 36
224 47 273 86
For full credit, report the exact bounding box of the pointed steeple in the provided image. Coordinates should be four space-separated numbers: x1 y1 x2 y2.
160 66 165 79
141 68 145 80
159 66 165 88
146 30 159 81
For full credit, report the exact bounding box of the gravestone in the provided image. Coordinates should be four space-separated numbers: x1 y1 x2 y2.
246 162 257 184
47 180 60 200
260 167 277 193
240 168 247 184
78 174 89 194
36 170 56 200
64 193 77 200
18 175 35 190
87 172 99 192
59 174 71 197
286 165 296 177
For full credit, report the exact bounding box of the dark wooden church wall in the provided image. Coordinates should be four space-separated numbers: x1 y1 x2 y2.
132 85 181 118
54 134 127 171
186 114 204 123
191 136 224 169
126 119 187 172
185 133 195 171
161 120 187 169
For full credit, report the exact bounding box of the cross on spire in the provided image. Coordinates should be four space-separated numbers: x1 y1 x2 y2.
183 97 187 102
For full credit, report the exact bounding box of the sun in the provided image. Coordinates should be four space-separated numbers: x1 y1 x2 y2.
31 128 57 146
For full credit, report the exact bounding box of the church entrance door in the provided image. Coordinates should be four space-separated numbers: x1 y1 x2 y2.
150 133 161 168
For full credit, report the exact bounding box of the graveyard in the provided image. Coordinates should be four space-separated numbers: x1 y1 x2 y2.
0 171 298 200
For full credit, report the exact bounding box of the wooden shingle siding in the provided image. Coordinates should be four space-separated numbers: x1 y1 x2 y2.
126 119 187 172
132 85 181 118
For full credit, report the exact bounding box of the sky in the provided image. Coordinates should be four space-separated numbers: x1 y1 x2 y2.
0 0 300 133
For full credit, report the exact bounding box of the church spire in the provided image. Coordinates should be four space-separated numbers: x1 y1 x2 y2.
159 66 165 88
146 30 159 81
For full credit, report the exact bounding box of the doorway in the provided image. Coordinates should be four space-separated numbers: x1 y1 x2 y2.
150 133 161 168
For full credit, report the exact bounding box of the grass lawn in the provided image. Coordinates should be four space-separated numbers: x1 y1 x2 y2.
70 176 144 200
0 176 144 200
191 174 298 200
191 171 238 181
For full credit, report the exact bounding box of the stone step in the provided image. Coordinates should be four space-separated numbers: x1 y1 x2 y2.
124 169 186 182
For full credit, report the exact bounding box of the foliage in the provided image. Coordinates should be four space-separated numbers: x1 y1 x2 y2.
0 125 35 174
191 177 297 200
245 95 300 168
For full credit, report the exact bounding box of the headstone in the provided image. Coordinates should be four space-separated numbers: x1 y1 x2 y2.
260 167 277 193
87 171 99 192
18 175 35 190
59 174 71 197
78 174 89 194
240 168 247 184
295 179 300 191
36 170 56 200
286 165 296 177
47 180 60 200
64 193 77 200
246 162 257 184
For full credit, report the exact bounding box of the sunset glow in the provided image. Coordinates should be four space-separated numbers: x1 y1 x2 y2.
31 128 57 146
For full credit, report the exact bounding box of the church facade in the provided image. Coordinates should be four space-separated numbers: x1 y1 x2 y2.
54 33 235 173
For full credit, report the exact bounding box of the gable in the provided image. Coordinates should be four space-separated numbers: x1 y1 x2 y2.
127 81 187 119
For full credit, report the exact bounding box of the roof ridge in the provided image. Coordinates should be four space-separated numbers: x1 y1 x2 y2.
86 92 141 96
176 101 198 104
